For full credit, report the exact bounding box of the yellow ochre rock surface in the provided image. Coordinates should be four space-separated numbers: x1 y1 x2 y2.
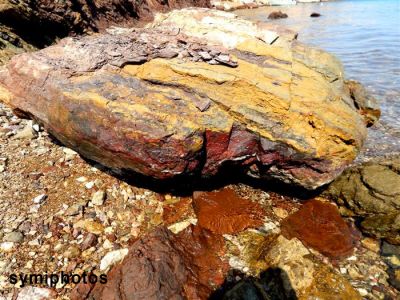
0 8 371 189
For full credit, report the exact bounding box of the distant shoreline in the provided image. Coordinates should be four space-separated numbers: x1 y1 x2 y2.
212 0 332 12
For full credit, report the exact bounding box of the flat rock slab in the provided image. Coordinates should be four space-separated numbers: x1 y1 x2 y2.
0 8 369 189
281 199 358 259
193 188 264 234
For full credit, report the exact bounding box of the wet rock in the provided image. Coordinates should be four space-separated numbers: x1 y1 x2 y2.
334 157 400 215
89 226 228 299
268 11 288 20
346 80 381 126
0 9 369 190
325 157 400 244
193 188 264 234
310 12 321 18
265 235 360 299
361 237 380 253
361 212 400 245
3 231 24 243
388 268 400 291
281 199 357 259
381 241 400 258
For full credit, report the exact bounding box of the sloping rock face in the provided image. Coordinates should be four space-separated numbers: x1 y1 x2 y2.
0 9 369 189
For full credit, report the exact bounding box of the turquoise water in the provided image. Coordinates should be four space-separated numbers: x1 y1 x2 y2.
237 0 400 157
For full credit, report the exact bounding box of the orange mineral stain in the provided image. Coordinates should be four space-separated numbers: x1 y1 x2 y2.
193 188 264 234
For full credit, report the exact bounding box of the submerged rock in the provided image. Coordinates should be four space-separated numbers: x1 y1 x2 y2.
268 11 288 20
0 8 369 189
193 188 264 234
346 80 381 127
281 199 358 259
265 235 360 299
310 12 322 18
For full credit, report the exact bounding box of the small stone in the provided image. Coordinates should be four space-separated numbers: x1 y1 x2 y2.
63 147 78 161
32 123 40 132
199 51 212 60
103 239 113 250
4 231 24 243
76 176 87 182
388 255 400 267
85 181 95 189
273 207 289 219
64 245 81 259
348 266 363 280
0 242 14 251
361 237 380 253
16 286 57 299
81 233 98 251
65 204 82 216
357 288 368 297
33 194 47 204
74 219 104 235
14 123 36 139
100 248 129 271
92 190 106 206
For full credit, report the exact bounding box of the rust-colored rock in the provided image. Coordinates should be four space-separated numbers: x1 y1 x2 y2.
193 188 264 234
174 225 229 299
0 9 370 189
281 199 357 259
88 226 228 299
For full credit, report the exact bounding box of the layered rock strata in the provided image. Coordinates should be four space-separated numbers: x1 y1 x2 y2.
0 9 371 189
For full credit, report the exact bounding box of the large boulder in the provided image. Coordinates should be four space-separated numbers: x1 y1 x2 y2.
0 9 369 189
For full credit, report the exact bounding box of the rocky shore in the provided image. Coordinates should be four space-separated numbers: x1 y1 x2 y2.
211 0 329 12
0 2 399 300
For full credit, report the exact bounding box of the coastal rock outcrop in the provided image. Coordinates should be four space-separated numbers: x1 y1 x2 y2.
325 156 400 244
0 8 369 189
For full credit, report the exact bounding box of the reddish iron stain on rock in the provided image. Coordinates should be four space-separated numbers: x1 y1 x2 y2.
193 188 264 234
162 197 193 225
174 225 229 299
281 199 357 260
87 226 228 300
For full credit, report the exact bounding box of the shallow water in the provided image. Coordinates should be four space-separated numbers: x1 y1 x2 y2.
237 0 400 158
